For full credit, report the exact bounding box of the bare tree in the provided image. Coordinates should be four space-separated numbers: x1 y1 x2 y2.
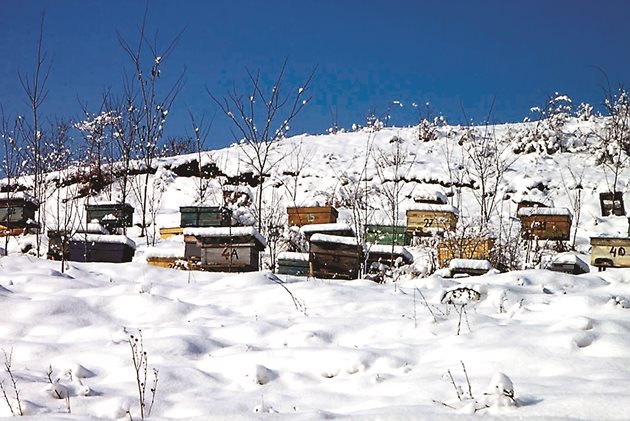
461 127 517 228
595 86 630 193
560 165 585 250
118 4 185 237
189 111 215 204
209 60 316 233
372 135 417 260
0 108 26 254
18 12 51 256
44 121 82 272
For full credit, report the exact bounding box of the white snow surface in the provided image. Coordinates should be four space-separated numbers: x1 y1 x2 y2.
517 207 573 217
0 190 39 206
5 119 630 418
366 244 413 261
413 188 447 204
449 258 493 271
70 234 136 249
299 223 354 234
182 226 266 247
277 251 309 262
0 256 629 419
309 233 360 246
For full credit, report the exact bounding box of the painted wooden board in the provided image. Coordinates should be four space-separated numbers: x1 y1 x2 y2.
437 237 495 267
287 206 338 227
406 210 458 236
591 237 630 268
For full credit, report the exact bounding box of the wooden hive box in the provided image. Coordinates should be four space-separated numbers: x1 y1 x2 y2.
299 223 354 242
180 206 231 228
365 244 413 269
159 227 184 239
448 258 493 277
287 206 338 227
85 203 134 229
184 235 202 260
365 224 411 246
68 234 136 263
437 237 495 268
0 193 39 230
184 227 266 272
145 245 187 270
599 192 625 216
517 207 572 241
277 251 310 276
590 236 630 269
309 233 362 280
544 253 589 275
406 204 459 237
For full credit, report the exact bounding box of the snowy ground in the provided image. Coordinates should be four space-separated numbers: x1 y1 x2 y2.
1 255 629 420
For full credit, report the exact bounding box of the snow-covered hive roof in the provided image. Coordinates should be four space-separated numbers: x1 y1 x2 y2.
299 223 354 235
70 234 136 249
309 233 360 246
183 226 267 248
517 207 572 218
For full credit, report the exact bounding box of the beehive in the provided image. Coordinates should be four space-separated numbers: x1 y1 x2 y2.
287 206 338 227
406 204 458 236
518 207 572 241
309 233 362 280
437 237 495 267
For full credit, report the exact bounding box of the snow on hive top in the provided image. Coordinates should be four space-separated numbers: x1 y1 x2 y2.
448 258 493 271
145 246 185 259
183 226 267 248
367 244 413 261
413 189 447 204
0 191 39 206
71 234 136 249
407 203 459 215
300 223 354 234
77 223 109 235
517 207 572 218
277 251 309 262
549 253 589 272
310 233 360 246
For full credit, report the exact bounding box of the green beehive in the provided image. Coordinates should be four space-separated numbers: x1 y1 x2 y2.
180 206 231 228
85 203 134 228
365 224 411 246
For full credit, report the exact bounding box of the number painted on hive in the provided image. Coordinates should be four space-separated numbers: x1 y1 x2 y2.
609 246 626 258
221 247 239 260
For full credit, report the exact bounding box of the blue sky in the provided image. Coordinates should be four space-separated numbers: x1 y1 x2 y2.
1 0 629 149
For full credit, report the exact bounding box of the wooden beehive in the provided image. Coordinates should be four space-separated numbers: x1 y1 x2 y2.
299 223 354 242
159 227 184 239
68 234 135 263
544 253 589 275
406 204 458 237
85 203 134 229
184 227 266 272
437 237 495 268
448 258 493 277
365 244 413 269
277 252 310 276
180 206 231 228
599 192 625 216
287 206 338 227
590 236 630 269
517 207 572 241
184 235 202 260
0 193 39 232
365 224 411 246
309 233 362 280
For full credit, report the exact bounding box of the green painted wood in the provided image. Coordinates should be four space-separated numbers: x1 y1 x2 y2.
365 224 411 246
180 206 230 227
85 204 134 227
277 265 309 276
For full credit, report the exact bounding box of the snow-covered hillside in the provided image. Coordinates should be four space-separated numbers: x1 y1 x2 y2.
2 116 630 419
